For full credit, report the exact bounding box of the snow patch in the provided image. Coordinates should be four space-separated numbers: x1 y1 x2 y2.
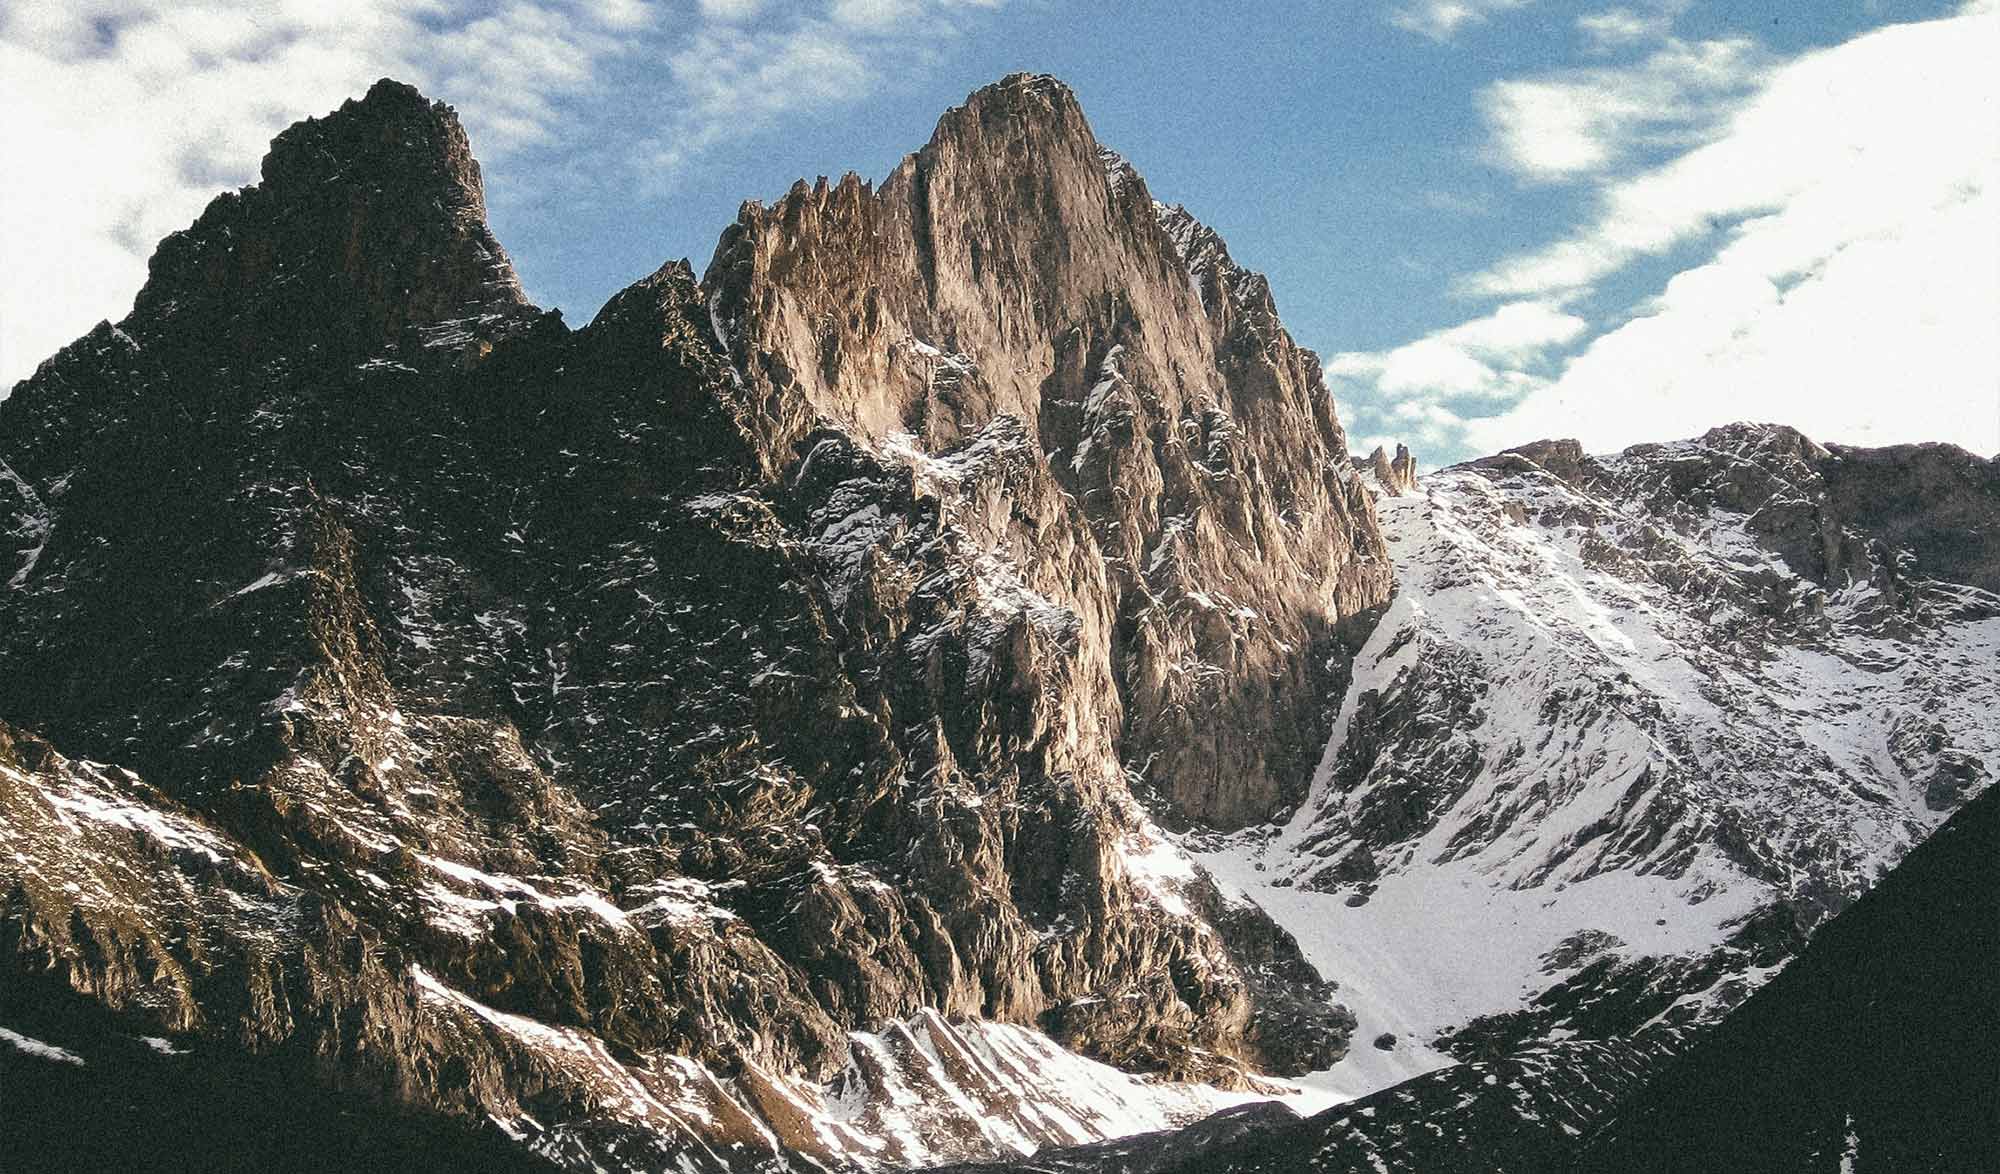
0 1027 84 1065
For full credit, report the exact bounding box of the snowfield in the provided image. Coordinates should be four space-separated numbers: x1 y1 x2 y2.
1194 440 2000 1098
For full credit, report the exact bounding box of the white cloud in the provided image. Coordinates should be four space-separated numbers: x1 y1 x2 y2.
656 22 873 170
644 2 1010 184
1470 4 1996 300
1576 6 1676 52
1392 0 1530 42
1479 35 1761 183
1473 145 2000 458
698 0 765 19
831 0 923 29
1346 1 1999 465
1330 300 1585 401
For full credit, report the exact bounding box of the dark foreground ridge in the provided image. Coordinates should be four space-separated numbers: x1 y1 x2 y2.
0 972 557 1174
1574 779 2000 1172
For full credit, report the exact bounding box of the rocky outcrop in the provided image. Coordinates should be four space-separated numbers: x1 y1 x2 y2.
0 75 1386 1168
1353 444 1418 497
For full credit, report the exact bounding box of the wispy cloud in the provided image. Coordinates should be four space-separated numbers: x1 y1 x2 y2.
1479 34 1763 184
1473 2 2000 456
1391 0 1531 42
1575 5 1678 52
1468 4 1993 301
1330 301 1585 400
1329 300 1585 459
650 1 1004 177
1347 0 2000 464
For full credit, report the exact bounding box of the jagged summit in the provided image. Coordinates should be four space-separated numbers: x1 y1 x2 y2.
705 71 1390 828
9 73 1985 1174
125 76 529 366
935 71 1084 133
1354 443 1418 497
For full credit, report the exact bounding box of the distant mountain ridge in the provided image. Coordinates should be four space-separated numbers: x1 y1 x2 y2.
1196 423 1998 1093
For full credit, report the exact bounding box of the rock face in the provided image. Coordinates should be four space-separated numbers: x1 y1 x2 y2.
703 77 1391 829
137 78 530 368
5 73 1991 1174
0 75 1385 1169
1191 423 2000 1096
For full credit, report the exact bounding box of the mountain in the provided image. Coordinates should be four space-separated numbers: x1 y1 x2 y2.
1192 424 2000 1095
3 73 1994 1173
0 75 1379 1170
928 424 1999 1172
931 784 1999 1174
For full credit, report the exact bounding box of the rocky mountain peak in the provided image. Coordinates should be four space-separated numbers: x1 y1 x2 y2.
128 77 529 366
932 71 1090 142
702 73 1389 829
1693 421 1830 464
1470 436 1596 483
3 69 1995 1174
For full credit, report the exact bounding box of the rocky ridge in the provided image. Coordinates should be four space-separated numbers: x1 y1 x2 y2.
1353 444 1418 497
5 72 1994 1174
0 76 1382 1169
1192 423 1999 1096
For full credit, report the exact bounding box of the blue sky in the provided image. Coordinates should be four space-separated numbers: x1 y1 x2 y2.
5 0 1996 463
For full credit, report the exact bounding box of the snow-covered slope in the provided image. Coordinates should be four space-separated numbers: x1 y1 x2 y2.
1193 426 2000 1097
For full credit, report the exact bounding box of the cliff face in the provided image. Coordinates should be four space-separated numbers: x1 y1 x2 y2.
706 76 1391 828
0 75 1388 1169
